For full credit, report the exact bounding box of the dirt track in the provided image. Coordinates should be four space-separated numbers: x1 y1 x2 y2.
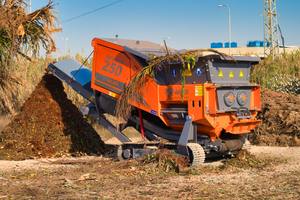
0 145 299 171
0 145 300 199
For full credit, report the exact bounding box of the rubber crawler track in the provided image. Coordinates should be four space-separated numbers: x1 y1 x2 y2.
187 143 206 168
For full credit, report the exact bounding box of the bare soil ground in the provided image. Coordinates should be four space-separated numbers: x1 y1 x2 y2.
1 74 300 199
0 146 299 199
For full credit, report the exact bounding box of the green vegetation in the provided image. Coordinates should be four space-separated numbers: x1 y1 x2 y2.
251 50 300 94
0 56 48 116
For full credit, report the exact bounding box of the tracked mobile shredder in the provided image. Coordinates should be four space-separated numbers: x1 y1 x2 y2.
48 38 261 167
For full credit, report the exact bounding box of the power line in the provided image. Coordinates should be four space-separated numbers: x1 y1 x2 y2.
62 0 123 23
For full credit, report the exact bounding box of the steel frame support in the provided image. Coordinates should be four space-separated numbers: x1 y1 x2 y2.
177 117 197 157
263 0 280 57
93 114 132 143
48 63 93 102
89 92 132 143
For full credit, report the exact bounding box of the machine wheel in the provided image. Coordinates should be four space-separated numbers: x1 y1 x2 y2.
187 143 206 168
242 139 251 153
117 145 132 161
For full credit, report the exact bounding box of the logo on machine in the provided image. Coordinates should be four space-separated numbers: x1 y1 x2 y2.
107 78 119 86
165 88 189 99
165 88 173 99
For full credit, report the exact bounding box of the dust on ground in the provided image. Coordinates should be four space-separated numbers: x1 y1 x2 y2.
0 145 299 199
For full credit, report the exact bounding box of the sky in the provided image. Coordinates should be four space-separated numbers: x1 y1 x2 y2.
30 0 300 57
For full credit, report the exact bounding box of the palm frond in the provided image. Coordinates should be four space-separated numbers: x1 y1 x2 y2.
0 0 61 71
115 48 233 130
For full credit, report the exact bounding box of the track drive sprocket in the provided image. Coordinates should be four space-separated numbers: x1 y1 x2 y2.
187 143 206 168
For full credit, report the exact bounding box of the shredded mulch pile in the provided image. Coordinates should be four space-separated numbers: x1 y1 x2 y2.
0 73 105 160
249 89 300 146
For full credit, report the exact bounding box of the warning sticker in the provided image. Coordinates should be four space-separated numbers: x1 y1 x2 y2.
171 69 177 77
109 91 116 97
185 69 192 76
239 70 244 77
89 96 93 101
218 70 224 77
196 68 202 76
195 86 203 96
229 70 234 78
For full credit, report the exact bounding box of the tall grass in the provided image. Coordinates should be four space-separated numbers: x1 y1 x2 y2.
0 51 93 116
0 56 49 116
251 49 300 88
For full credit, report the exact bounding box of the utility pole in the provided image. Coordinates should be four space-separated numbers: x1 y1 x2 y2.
28 0 32 57
263 0 280 57
218 5 231 56
62 38 68 56
278 24 285 54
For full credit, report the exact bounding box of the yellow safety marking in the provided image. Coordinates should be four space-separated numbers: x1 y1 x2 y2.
109 91 116 97
89 96 93 101
239 70 244 77
229 70 234 78
185 69 192 76
195 86 203 96
218 70 224 77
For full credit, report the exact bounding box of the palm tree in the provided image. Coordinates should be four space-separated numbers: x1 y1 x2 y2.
0 0 61 71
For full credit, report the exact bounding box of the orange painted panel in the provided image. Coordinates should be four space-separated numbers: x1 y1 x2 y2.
89 37 262 143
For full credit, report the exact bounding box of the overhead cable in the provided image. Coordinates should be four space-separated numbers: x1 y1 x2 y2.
62 0 123 23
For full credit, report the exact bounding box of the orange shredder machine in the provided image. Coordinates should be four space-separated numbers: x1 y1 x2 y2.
48 38 261 167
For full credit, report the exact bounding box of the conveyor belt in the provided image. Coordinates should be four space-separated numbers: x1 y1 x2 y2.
48 59 93 103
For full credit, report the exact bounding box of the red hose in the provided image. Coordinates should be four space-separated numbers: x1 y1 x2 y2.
138 109 145 139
